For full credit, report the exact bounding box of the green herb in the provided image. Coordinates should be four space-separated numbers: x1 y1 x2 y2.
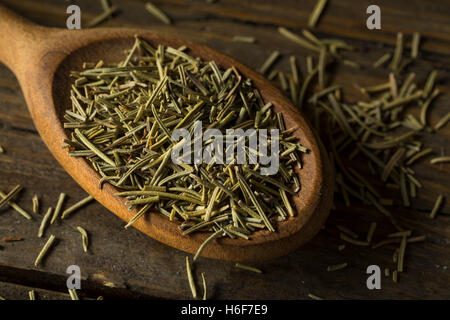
397 236 407 272
0 185 22 210
232 36 256 43
201 272 207 300
430 156 450 164
278 27 320 52
77 226 89 252
34 235 56 267
32 194 39 214
235 263 263 274
434 112 450 131
51 193 66 224
429 194 444 219
0 190 31 220
308 0 328 27
308 293 323 300
259 50 281 75
185 256 197 299
392 270 398 283
411 32 421 59
390 33 404 71
373 53 392 68
86 5 118 28
145 2 171 25
38 207 53 238
68 288 79 300
326 262 348 272
61 195 94 219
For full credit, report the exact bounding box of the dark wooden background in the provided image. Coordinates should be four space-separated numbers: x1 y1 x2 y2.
0 0 449 299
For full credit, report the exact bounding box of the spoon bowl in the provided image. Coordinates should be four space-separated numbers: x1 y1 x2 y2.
0 5 333 261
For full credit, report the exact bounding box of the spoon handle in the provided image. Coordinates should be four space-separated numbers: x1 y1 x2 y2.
0 5 47 72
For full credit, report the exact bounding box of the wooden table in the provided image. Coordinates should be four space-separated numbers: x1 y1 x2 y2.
0 0 449 300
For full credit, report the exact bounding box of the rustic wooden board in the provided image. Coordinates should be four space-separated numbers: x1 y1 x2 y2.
0 0 449 299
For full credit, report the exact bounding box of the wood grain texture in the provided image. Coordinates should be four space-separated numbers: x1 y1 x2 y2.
0 0 449 299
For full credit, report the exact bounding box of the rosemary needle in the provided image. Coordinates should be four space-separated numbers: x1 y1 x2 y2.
61 195 94 219
51 193 66 224
429 194 444 219
0 185 22 210
34 235 56 267
0 190 31 220
38 207 53 238
186 256 197 299
308 0 328 27
235 263 263 274
77 226 89 252
145 2 171 25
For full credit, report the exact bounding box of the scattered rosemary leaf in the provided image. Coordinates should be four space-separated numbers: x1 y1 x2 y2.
390 33 404 71
429 194 444 219
327 262 348 272
0 190 32 220
308 0 328 27
278 27 320 52
373 53 392 68
406 148 433 165
411 32 421 59
145 2 171 25
392 270 398 283
337 225 358 239
434 112 450 131
259 50 281 75
397 236 407 272
201 272 207 300
235 263 263 274
186 256 197 299
38 207 53 238
366 222 377 243
86 5 118 28
194 230 222 261
61 195 94 219
77 226 89 252
68 288 79 300
34 235 56 267
51 193 66 224
232 35 256 43
430 156 450 164
32 194 39 214
0 185 22 210
308 293 323 300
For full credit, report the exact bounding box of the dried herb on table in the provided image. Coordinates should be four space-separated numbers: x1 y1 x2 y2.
63 37 306 247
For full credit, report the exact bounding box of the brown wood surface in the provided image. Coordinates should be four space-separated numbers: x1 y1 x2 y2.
0 0 449 300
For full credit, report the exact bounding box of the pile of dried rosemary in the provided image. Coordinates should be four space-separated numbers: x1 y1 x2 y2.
63 37 307 242
266 24 448 283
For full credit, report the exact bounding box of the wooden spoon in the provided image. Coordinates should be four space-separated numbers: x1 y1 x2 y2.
0 5 333 262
